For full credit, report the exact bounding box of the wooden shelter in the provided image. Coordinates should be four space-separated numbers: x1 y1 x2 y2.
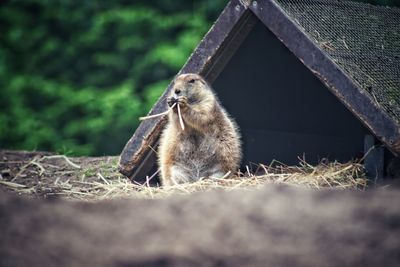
119 0 400 182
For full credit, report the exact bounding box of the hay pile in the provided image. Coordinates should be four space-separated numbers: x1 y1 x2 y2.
0 150 367 201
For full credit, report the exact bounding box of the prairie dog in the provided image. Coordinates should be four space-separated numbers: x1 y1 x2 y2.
158 73 241 186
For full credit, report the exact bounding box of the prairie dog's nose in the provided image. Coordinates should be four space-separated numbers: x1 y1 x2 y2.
174 89 181 95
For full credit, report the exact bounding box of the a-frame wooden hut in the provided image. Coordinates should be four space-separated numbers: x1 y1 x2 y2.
119 0 400 182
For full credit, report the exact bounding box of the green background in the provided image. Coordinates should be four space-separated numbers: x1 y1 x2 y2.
0 0 398 156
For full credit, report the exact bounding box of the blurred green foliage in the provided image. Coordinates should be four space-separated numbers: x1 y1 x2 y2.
0 0 397 156
0 0 226 155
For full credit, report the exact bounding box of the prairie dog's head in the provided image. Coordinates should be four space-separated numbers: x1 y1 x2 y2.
168 74 213 107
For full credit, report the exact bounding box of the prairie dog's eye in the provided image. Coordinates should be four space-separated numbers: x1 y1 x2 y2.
188 79 196 84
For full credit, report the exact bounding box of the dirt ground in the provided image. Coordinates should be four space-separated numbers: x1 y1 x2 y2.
0 150 123 199
1 181 400 267
1 150 400 267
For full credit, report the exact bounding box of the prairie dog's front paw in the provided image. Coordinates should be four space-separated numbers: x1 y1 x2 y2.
177 96 188 108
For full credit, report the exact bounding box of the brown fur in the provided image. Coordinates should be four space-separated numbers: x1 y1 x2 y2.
158 73 241 185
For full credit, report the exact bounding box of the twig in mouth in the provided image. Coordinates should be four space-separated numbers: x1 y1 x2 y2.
177 104 185 131
139 103 177 120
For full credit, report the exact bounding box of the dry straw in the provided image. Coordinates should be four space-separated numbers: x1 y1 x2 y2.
0 152 368 201
139 102 185 131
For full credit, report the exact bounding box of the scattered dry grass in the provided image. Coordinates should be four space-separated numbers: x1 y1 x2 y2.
0 150 367 201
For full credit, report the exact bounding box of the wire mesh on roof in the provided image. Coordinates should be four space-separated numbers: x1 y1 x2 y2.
275 0 400 123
